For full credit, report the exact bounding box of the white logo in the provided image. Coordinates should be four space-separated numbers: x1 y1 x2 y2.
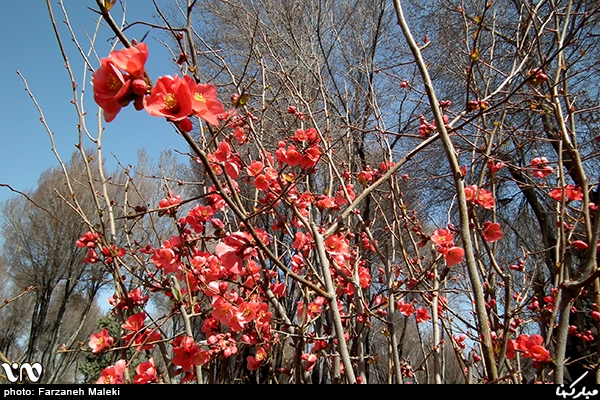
1 362 43 383
556 371 599 399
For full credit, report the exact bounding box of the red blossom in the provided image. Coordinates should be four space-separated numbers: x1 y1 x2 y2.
441 246 464 267
454 334 467 349
144 75 193 121
549 184 583 203
131 329 162 351
464 185 495 209
358 167 376 186
109 43 148 79
300 145 322 170
358 266 372 288
83 249 98 264
315 195 337 210
134 358 157 384
246 160 264 177
76 231 100 248
89 328 114 354
122 312 146 332
571 240 589 250
185 205 215 233
247 346 267 371
91 43 149 122
172 336 209 371
528 68 549 85
96 360 126 384
184 76 225 126
151 238 182 274
530 157 553 179
464 185 478 202
92 59 131 122
467 99 489 112
488 160 505 173
396 299 415 317
415 307 431 323
324 234 352 266
482 221 503 242
301 353 318 372
430 228 454 247
158 191 182 215
215 231 254 276
236 301 259 327
291 128 318 143
515 334 550 362
476 188 495 209
293 231 313 254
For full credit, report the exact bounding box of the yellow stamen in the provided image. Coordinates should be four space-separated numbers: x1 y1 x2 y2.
194 93 207 103
164 93 178 110
106 74 122 91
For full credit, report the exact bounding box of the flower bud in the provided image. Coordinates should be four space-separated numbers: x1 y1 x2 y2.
132 79 148 96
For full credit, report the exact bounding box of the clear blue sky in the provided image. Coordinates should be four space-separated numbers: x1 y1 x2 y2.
0 1 187 204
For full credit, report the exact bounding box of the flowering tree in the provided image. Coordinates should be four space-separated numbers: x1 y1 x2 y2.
7 0 600 384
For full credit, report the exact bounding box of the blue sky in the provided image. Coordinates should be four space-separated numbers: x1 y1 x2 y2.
0 1 187 204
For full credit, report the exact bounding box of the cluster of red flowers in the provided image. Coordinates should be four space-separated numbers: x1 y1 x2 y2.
549 184 583 202
430 228 464 267
512 334 551 363
92 43 224 129
92 43 149 122
530 157 554 179
482 221 503 243
85 41 562 385
464 185 496 209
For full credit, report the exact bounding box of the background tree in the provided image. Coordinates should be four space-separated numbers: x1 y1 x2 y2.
0 154 107 383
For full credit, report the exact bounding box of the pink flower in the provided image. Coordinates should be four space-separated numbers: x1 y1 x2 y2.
109 43 148 79
144 75 193 121
92 59 131 122
96 360 126 384
134 358 157 384
531 157 553 179
89 328 114 354
441 246 464 267
184 76 225 126
247 347 267 371
172 336 210 371
430 228 454 247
